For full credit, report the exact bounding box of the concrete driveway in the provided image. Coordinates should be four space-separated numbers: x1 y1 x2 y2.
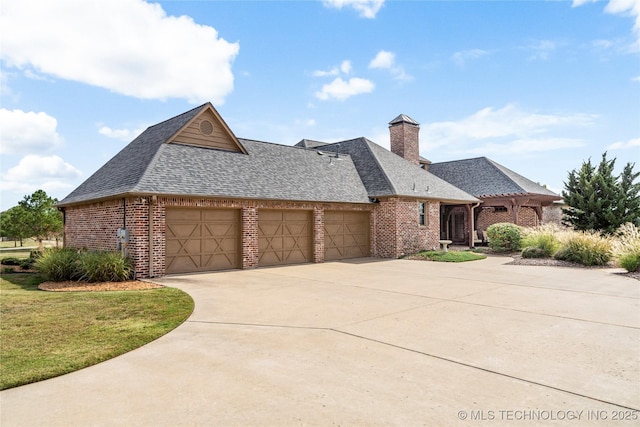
2 257 639 426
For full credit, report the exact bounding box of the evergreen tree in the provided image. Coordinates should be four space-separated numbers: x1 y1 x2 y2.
562 153 640 234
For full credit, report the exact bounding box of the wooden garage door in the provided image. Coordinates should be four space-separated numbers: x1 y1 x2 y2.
258 210 311 266
324 211 370 261
166 208 240 274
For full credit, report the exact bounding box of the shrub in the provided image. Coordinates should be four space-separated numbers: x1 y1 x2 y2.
521 225 561 257
554 231 612 266
486 223 523 253
1 257 21 266
522 247 547 259
35 248 82 281
19 258 33 270
618 253 640 272
612 223 640 272
78 251 134 283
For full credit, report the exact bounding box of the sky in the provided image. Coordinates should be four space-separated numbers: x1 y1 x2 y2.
1 0 639 211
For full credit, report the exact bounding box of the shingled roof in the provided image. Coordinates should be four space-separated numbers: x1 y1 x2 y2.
59 104 478 207
311 138 479 204
59 105 371 206
429 157 561 200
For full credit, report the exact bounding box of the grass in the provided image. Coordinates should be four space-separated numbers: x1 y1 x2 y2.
411 250 487 262
0 238 39 249
0 249 32 260
0 273 194 390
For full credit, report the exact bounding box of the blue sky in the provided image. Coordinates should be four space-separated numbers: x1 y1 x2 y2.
1 0 639 211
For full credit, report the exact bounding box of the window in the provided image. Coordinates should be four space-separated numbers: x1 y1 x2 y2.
419 202 426 226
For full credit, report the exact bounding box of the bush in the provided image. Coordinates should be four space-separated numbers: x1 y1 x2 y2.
486 223 523 253
554 231 612 266
78 251 134 283
618 253 640 272
36 249 134 282
1 257 21 266
612 223 640 272
522 247 547 259
35 248 82 281
521 225 561 257
19 258 33 270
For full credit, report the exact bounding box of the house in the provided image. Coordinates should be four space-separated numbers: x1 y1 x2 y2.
428 157 562 244
58 103 558 278
57 103 478 277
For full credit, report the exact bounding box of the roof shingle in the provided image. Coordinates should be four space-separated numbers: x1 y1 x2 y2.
429 157 561 200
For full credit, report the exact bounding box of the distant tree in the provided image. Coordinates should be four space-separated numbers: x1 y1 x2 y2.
562 153 640 234
0 206 31 247
17 190 63 248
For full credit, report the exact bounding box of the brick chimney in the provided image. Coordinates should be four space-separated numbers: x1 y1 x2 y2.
389 114 420 165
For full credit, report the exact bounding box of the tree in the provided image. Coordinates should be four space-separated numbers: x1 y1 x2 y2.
17 190 63 248
562 152 640 234
0 206 31 247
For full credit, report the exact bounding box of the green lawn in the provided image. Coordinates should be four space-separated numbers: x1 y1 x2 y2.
411 250 487 262
0 238 39 249
0 273 194 390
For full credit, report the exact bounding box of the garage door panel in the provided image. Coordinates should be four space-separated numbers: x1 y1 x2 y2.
324 210 370 261
166 208 240 274
258 209 311 267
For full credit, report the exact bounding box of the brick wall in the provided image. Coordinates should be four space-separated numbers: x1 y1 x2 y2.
389 122 420 165
476 205 540 231
65 196 382 278
374 197 440 257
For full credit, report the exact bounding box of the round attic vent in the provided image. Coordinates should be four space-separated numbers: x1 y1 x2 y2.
199 120 214 135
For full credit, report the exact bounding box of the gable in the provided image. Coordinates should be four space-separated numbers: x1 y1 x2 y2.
168 105 247 154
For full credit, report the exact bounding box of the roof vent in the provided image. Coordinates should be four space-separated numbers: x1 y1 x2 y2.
199 120 214 135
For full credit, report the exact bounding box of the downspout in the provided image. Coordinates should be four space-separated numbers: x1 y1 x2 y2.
122 198 126 229
148 196 155 277
59 207 65 248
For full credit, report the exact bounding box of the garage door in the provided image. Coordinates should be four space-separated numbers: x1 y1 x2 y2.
166 208 240 274
258 210 311 266
324 211 370 261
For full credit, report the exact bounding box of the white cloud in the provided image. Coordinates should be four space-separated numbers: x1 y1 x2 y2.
421 103 597 155
315 77 375 100
571 0 597 7
323 0 384 18
632 75 640 82
451 49 489 66
340 60 352 74
526 40 557 61
573 0 640 50
313 60 352 77
369 51 395 69
368 50 412 81
0 108 63 154
2 154 82 194
606 137 640 150
98 125 147 142
0 0 239 104
605 0 640 50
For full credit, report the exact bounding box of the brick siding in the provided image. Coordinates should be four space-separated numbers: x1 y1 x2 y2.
63 195 442 278
63 197 375 277
476 205 540 231
389 122 420 165
374 197 440 258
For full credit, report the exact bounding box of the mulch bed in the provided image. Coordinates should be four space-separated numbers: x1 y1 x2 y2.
38 280 164 292
506 254 640 281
